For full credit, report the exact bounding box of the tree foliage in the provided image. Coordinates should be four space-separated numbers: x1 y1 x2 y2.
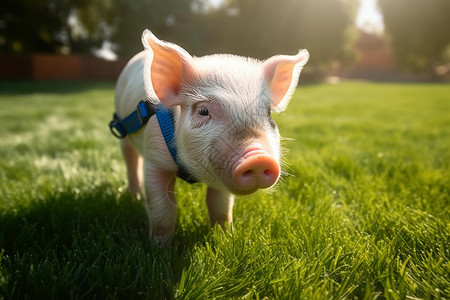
106 0 202 58
201 0 358 65
0 0 111 54
0 0 358 68
378 0 450 73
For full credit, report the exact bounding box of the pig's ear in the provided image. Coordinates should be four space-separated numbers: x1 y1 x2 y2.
142 29 194 107
263 49 309 112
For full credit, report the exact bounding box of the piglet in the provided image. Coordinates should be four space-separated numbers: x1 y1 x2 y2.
114 29 309 244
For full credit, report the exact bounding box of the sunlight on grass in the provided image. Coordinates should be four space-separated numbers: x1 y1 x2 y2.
0 81 449 299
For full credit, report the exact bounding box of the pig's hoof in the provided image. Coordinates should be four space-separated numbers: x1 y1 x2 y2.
128 185 142 195
151 234 172 246
215 221 234 232
150 227 173 246
133 192 144 202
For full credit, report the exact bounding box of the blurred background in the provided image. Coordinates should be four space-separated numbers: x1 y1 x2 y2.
0 0 449 82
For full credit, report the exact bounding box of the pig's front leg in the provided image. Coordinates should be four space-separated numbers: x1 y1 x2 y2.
144 164 178 245
120 138 142 195
206 187 234 228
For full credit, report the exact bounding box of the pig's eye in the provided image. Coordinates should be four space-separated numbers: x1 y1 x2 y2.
198 107 209 116
269 117 277 129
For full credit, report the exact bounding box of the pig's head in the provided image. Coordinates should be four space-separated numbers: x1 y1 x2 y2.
142 29 309 195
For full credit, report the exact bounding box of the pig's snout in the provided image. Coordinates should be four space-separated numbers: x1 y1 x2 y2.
231 147 280 194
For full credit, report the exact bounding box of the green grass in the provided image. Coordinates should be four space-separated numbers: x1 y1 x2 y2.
0 81 449 299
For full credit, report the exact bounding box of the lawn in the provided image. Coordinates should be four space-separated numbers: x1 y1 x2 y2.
0 81 449 299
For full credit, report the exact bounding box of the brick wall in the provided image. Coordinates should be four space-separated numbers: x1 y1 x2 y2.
341 31 396 80
0 54 128 81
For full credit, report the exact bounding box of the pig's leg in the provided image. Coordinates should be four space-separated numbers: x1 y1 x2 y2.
144 164 178 245
206 187 234 227
120 138 142 194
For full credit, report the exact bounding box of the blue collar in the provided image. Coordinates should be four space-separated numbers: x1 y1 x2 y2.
109 100 197 183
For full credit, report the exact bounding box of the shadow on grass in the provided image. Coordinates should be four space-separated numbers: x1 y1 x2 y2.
0 183 209 299
0 81 115 95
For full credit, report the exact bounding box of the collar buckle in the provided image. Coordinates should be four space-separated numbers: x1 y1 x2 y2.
109 114 127 139
137 100 152 124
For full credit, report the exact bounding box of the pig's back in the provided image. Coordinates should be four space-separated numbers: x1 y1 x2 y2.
114 51 147 119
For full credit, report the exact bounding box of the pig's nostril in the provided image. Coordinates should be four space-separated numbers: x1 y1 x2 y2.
264 169 275 177
243 170 253 178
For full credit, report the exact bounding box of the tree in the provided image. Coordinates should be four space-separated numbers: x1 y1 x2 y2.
378 0 450 73
0 0 110 54
196 0 358 67
106 0 201 58
0 0 358 71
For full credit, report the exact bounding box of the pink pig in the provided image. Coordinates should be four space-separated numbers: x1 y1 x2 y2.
114 29 309 244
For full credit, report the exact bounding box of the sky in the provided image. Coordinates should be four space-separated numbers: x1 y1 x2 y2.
356 0 384 33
